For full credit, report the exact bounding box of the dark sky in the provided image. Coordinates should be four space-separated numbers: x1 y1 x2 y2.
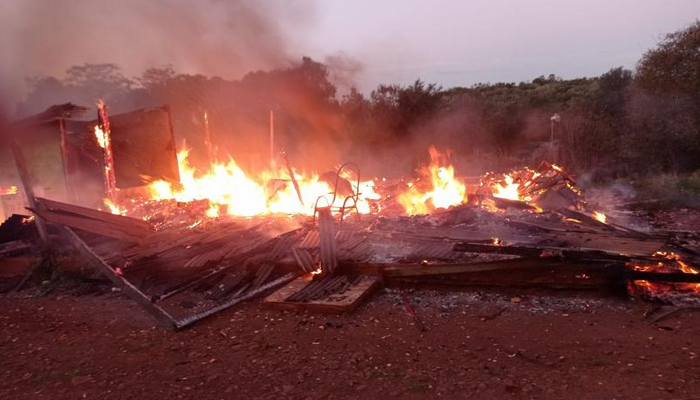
1 0 699 101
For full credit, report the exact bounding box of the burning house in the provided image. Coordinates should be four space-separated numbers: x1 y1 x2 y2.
3 3 700 398
1 113 698 329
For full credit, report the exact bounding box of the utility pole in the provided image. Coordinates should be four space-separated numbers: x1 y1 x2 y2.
202 111 215 163
550 113 561 144
550 113 561 163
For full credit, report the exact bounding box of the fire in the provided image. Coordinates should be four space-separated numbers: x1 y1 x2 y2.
103 199 126 215
397 146 466 215
94 125 107 149
0 186 18 195
492 174 520 201
144 148 379 218
628 251 700 295
592 211 607 224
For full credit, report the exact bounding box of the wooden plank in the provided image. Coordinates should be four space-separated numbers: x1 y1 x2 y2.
107 106 180 188
382 257 561 278
264 274 380 314
174 272 298 329
36 197 153 232
10 141 49 246
29 208 146 242
318 207 338 274
389 265 615 290
60 226 177 328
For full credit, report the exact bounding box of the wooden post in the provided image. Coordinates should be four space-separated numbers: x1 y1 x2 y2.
58 119 79 203
202 111 215 163
9 140 49 246
317 207 338 275
282 150 305 207
96 100 117 201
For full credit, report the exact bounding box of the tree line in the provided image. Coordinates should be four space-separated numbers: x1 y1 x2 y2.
15 22 700 180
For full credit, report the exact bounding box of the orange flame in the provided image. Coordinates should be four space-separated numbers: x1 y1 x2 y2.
0 186 18 195
492 174 520 201
94 126 107 149
397 146 466 215
592 211 607 224
145 148 379 218
629 251 700 294
103 199 126 215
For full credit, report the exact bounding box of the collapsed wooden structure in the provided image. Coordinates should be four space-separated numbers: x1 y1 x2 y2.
2 106 699 328
0 187 696 329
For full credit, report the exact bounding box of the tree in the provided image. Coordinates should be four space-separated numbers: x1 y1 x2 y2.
636 21 700 99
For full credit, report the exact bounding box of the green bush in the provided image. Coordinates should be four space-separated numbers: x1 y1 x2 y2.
634 171 700 209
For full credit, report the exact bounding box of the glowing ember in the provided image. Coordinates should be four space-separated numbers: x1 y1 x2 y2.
144 148 379 218
310 267 322 275
628 251 700 295
397 146 466 215
0 186 18 195
592 211 607 224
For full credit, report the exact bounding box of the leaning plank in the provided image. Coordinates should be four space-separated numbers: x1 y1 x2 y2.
36 197 153 232
29 208 146 242
60 226 178 328
10 141 49 246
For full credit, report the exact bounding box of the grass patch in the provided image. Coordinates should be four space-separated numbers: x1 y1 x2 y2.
633 171 700 209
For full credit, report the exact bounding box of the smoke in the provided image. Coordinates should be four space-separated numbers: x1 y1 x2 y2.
323 53 364 96
0 0 314 103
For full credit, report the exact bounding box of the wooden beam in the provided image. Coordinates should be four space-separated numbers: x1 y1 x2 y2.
36 197 153 232
60 226 177 328
174 272 298 329
382 257 564 278
9 140 49 246
29 207 147 242
318 207 338 274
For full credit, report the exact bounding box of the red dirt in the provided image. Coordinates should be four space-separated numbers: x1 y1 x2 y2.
1 288 699 400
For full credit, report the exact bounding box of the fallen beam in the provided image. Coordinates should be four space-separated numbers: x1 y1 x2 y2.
174 272 298 329
382 257 564 278
60 226 178 328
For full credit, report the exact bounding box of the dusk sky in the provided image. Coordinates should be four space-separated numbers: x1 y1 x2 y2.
301 0 700 91
1 0 699 100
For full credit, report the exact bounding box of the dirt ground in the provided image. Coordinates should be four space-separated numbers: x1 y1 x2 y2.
1 286 699 400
